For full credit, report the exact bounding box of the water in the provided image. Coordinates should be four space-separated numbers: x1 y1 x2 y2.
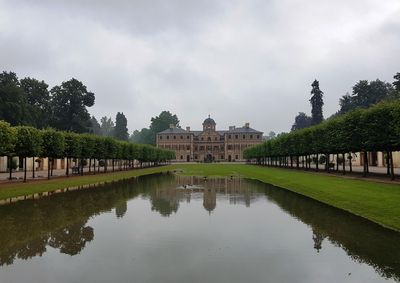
0 173 399 283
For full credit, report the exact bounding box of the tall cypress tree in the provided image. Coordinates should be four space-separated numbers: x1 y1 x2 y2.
310 79 324 125
114 112 129 141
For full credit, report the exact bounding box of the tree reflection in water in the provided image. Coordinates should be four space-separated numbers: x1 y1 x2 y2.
0 173 399 282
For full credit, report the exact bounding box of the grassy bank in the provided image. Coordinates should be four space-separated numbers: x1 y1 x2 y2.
1 163 399 231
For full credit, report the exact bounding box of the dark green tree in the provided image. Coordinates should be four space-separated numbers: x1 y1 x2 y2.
14 126 42 181
20 77 51 129
339 79 394 114
310 80 324 125
50 78 95 133
41 129 65 179
393 72 400 93
0 71 28 126
114 112 129 141
291 112 312 131
100 116 114 136
88 116 102 135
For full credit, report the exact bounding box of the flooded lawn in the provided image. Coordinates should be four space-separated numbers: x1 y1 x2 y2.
0 173 399 283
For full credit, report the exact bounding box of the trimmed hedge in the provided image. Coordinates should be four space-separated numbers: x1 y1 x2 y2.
244 100 400 179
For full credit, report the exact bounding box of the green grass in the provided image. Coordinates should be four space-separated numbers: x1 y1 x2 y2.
1 163 400 232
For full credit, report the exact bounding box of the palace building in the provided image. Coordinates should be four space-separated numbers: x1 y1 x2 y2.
156 116 263 162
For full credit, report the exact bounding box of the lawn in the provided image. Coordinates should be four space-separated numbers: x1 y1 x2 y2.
1 163 399 232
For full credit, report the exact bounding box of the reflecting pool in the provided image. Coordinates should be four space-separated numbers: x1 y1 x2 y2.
0 173 399 283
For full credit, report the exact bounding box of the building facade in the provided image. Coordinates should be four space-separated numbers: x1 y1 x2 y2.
156 117 263 162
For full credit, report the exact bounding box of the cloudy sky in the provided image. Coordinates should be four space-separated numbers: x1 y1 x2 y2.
1 0 399 134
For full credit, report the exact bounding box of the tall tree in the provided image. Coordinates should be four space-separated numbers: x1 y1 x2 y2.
89 116 102 135
20 77 51 129
339 79 394 114
393 72 400 93
0 71 28 126
50 78 95 133
114 112 129 141
100 116 114 136
149 111 179 144
310 80 324 125
291 112 312 131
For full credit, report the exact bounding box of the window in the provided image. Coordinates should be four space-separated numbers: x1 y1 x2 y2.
186 145 190 150
214 137 217 141
213 146 219 151
200 146 204 150
243 135 245 139
220 155 224 159
173 136 176 139
250 135 253 139
180 155 183 160
235 155 239 159
235 135 238 139
220 146 224 150
228 135 231 139
159 136 162 140
167 136 169 140
207 137 211 141
207 146 211 150
257 135 260 139
201 137 204 141
180 135 183 139
187 135 190 139
194 146 198 151
227 145 232 150
194 155 198 160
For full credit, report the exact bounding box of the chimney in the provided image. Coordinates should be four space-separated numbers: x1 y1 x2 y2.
229 126 236 131
186 126 190 131
169 124 175 129
244 123 250 128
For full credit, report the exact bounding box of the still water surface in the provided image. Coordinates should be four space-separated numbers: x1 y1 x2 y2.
0 173 399 283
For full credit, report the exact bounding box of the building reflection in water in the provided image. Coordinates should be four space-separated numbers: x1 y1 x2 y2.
149 176 260 215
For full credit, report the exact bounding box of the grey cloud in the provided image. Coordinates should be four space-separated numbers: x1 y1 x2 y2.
1 0 399 134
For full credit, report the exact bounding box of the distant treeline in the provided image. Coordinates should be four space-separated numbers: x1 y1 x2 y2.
244 100 400 179
0 121 175 181
290 72 400 132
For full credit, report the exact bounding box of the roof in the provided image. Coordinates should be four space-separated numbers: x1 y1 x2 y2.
158 127 189 134
203 117 216 125
158 127 263 135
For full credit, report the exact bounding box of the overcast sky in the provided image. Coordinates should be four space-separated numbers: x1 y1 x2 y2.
1 0 399 134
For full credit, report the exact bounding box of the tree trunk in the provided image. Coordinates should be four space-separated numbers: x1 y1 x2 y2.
386 151 390 175
112 159 115 172
390 151 395 181
32 157 35 178
24 157 27 182
81 159 84 176
48 158 51 179
8 156 12 180
363 151 368 177
336 154 339 171
316 154 319 172
342 153 345 175
93 159 96 175
349 154 353 173
89 159 92 173
326 154 329 172
66 158 69 177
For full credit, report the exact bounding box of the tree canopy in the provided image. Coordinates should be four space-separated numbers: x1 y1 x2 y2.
114 112 129 141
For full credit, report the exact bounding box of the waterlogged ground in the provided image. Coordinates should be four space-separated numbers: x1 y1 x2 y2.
0 173 399 283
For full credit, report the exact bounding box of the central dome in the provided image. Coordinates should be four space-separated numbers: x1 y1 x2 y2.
203 116 216 125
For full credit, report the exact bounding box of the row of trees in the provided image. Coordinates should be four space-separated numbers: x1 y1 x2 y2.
0 121 175 181
244 100 400 180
